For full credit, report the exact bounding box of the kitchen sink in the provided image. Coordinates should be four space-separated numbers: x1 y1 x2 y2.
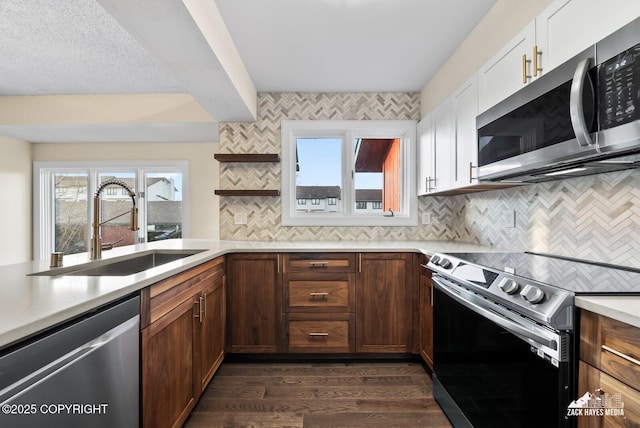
29 249 206 277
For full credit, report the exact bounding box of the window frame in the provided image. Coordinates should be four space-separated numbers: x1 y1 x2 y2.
33 160 189 260
281 120 417 226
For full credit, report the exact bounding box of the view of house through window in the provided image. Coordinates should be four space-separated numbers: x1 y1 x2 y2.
39 163 186 258
146 172 183 242
281 120 417 226
295 137 399 214
54 172 89 255
295 138 342 213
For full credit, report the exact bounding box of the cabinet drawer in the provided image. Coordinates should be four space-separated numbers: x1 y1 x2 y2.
285 273 354 313
286 314 354 353
581 310 640 392
578 361 640 428
284 253 355 273
600 316 640 391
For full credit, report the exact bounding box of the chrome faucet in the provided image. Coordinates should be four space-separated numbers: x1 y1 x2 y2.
91 179 139 260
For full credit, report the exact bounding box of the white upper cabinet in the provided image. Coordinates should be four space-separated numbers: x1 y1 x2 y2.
416 114 435 196
478 21 536 113
479 0 640 114
432 98 455 192
417 100 454 196
537 0 640 73
452 74 479 188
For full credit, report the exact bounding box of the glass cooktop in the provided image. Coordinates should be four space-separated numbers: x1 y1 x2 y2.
448 252 640 294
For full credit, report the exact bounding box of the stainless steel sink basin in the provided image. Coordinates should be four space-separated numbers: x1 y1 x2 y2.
29 249 206 277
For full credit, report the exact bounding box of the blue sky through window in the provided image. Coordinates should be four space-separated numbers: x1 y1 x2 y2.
296 138 382 189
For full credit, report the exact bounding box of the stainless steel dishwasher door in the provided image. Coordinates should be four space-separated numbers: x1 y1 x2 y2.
0 296 140 428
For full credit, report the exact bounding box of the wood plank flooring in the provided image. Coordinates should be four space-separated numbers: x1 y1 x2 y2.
184 361 452 428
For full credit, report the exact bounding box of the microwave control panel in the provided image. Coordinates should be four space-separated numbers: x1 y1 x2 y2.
599 42 640 130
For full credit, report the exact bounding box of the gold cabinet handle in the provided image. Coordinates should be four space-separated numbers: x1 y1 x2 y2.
309 261 329 268
309 292 329 300
469 162 477 183
602 345 640 367
194 295 204 323
308 332 329 337
533 45 542 77
203 293 207 319
522 54 531 83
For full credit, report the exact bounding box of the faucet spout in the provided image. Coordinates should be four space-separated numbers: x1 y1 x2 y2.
91 179 139 260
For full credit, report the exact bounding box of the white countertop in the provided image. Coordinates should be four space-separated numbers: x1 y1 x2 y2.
575 296 640 328
0 239 496 351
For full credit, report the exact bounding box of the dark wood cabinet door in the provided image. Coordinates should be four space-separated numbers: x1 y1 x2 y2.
226 253 282 353
142 297 197 428
419 270 434 369
356 252 416 353
196 262 225 393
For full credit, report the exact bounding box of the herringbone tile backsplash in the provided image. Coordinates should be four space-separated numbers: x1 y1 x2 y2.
218 92 640 267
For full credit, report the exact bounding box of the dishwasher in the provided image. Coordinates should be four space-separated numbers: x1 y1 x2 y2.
0 296 140 427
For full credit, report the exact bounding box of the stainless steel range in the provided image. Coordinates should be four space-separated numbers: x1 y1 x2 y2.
426 251 640 428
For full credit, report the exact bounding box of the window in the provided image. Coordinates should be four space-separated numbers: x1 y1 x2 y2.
34 161 188 259
297 199 306 205
282 120 417 226
311 199 320 205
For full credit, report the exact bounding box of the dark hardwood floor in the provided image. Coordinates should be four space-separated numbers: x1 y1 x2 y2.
184 361 452 428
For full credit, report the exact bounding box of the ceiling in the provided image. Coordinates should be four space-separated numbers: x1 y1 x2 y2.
0 0 495 143
215 0 496 92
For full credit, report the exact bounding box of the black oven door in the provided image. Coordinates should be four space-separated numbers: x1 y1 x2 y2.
432 279 575 428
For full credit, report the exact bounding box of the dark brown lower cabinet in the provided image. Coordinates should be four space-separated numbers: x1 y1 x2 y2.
419 266 434 369
141 257 225 428
355 252 417 353
226 253 282 353
578 310 640 428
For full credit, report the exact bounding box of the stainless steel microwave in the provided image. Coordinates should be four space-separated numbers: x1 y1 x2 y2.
477 17 640 183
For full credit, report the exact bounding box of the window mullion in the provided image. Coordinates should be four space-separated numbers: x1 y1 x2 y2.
343 131 353 216
138 169 146 244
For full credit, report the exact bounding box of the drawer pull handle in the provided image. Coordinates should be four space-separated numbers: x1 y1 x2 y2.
194 295 204 323
602 345 640 367
309 292 329 300
309 261 329 268
309 332 329 337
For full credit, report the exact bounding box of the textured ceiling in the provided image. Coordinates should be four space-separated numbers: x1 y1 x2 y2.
0 0 498 142
0 0 185 95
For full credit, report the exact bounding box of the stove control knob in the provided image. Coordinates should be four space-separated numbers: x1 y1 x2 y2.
520 284 544 304
430 255 441 265
439 258 452 269
499 278 520 295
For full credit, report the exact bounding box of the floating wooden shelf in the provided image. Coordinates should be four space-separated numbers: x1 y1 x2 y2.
214 190 280 197
214 154 280 163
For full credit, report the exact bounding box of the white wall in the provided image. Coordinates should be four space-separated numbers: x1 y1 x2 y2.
0 136 32 265
32 142 220 241
420 0 554 116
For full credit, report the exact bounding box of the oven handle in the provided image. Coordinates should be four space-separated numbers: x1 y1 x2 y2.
432 276 558 351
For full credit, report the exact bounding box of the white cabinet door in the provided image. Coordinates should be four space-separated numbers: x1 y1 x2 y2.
478 21 536 113
452 74 479 188
416 114 434 196
432 98 454 192
537 0 640 74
